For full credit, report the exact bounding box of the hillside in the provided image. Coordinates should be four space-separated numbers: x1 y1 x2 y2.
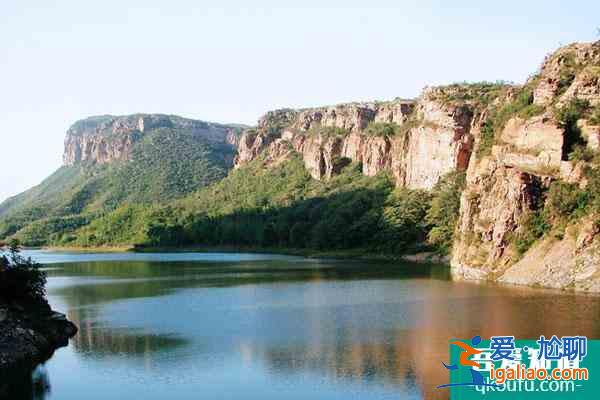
2 41 600 292
0 114 242 245
59 154 462 254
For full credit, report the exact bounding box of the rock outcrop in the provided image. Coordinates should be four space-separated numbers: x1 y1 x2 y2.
451 41 600 292
0 300 77 381
234 92 477 190
232 41 600 292
63 114 240 166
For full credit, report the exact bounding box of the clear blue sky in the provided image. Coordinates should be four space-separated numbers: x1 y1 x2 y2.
1 0 599 202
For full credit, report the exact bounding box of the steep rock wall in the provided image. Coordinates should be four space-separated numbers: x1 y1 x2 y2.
451 41 600 292
63 114 239 166
235 93 476 190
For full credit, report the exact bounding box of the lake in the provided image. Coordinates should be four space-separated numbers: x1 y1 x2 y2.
8 250 600 399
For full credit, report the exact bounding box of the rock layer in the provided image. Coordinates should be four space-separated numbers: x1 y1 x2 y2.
234 41 600 292
235 94 476 190
63 114 240 166
451 41 600 292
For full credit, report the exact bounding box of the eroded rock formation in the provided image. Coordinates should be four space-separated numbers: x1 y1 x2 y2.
451 41 600 291
233 41 600 292
234 93 476 190
63 114 240 166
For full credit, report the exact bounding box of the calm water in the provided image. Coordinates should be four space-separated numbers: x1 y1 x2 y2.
8 250 600 400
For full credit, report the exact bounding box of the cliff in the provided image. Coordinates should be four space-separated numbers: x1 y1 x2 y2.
0 114 244 246
451 41 600 291
63 114 241 166
234 91 479 190
4 41 600 292
234 41 600 292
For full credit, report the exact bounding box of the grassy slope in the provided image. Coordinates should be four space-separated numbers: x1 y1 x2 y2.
63 154 458 258
0 126 236 245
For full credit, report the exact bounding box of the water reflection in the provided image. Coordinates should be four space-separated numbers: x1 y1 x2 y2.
14 254 600 400
234 284 600 399
69 311 188 357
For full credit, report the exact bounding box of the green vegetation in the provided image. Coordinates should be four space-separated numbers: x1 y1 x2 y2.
39 154 466 257
306 125 348 137
556 52 581 96
512 210 550 255
364 122 402 137
433 81 512 108
477 83 544 157
115 156 433 254
589 105 600 125
0 124 236 246
511 171 600 255
554 98 591 160
0 240 47 304
426 171 466 254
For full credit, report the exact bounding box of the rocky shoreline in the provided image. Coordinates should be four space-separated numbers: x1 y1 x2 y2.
0 300 77 396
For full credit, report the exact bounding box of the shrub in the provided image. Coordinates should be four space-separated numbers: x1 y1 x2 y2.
364 122 400 137
555 98 590 159
308 125 348 137
589 106 600 126
568 145 595 162
476 85 544 157
545 181 588 221
0 240 47 303
478 120 495 157
556 52 579 95
426 171 466 254
512 210 551 255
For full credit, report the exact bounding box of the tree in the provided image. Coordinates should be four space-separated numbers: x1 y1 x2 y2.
0 239 47 303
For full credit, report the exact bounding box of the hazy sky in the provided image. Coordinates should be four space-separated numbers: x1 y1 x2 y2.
1 0 599 203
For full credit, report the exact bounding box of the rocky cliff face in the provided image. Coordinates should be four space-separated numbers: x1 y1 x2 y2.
234 92 477 190
451 41 600 292
234 41 600 292
63 114 240 166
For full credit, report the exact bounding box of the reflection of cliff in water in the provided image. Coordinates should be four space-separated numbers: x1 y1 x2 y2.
237 284 600 400
66 306 188 358
0 365 51 400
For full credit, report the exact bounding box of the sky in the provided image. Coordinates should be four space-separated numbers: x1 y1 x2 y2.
1 0 599 203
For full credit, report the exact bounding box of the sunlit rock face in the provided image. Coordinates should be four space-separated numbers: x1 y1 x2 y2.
234 94 474 190
451 41 600 291
63 114 239 166
233 40 600 292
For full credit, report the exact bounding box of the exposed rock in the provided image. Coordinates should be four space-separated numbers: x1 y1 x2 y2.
289 100 415 133
362 136 392 176
63 129 139 165
559 65 600 107
578 119 600 150
234 94 474 190
452 159 546 280
533 42 600 106
64 114 239 166
397 95 474 189
499 114 564 167
0 300 77 374
496 219 600 291
234 132 276 167
233 40 600 292
452 41 600 292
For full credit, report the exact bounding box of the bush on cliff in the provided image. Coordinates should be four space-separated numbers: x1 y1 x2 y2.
426 171 466 254
0 240 47 304
364 122 401 137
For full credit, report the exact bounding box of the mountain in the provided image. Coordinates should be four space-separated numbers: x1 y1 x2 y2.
0 114 243 245
2 41 600 292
